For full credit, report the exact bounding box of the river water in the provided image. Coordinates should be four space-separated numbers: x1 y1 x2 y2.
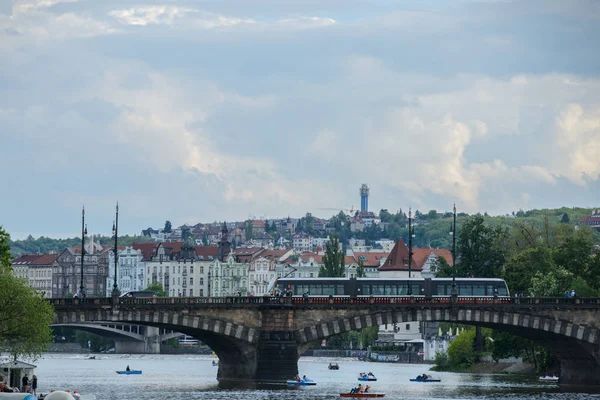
31 354 599 400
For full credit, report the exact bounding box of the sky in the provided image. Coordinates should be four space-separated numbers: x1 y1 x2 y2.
1 0 599 239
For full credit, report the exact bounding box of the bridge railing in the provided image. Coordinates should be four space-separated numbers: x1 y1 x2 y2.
48 295 600 308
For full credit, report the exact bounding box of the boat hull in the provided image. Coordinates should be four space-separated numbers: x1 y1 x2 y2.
358 377 377 381
409 379 440 382
116 370 142 375
340 393 385 398
286 380 316 386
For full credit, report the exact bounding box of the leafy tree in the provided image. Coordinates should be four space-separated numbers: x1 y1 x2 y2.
181 226 192 241
163 220 172 233
434 350 450 368
245 221 253 240
264 219 270 233
432 256 454 278
503 246 555 295
143 282 167 297
319 234 345 277
456 214 509 278
356 258 366 278
530 266 573 297
561 213 570 223
379 209 392 223
447 328 476 368
427 210 439 219
553 229 594 277
202 232 209 246
0 227 55 360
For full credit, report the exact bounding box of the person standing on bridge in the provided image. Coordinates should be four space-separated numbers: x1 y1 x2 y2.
571 289 576 297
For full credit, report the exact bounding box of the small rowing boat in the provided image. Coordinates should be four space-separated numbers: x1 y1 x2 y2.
339 392 385 398
358 373 377 381
116 370 142 375
539 375 559 382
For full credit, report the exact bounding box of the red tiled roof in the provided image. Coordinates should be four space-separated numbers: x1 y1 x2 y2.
32 254 59 265
194 246 219 257
354 252 388 267
412 248 453 268
12 254 58 265
132 242 159 261
379 238 410 271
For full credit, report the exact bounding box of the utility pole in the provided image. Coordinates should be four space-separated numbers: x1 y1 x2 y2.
111 202 121 297
450 203 457 296
408 208 414 294
80 206 87 298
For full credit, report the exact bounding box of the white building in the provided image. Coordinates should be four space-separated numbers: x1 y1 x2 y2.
248 249 292 295
143 239 217 297
11 254 57 298
106 246 145 296
293 233 312 252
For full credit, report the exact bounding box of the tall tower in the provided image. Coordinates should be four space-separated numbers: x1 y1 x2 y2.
360 184 369 212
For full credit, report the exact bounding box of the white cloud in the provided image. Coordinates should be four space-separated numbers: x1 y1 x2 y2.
276 16 336 29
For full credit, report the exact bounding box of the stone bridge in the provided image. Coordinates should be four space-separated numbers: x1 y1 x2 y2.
49 295 600 389
51 323 183 353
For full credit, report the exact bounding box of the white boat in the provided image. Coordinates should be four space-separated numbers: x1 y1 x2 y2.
539 375 559 382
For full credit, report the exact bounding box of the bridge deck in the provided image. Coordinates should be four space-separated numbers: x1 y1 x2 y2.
48 296 600 309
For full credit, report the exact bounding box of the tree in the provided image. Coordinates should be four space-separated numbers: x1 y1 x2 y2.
245 221 253 240
447 328 476 368
319 234 346 277
530 266 573 297
431 256 454 278
356 258 366 278
456 214 509 278
427 210 439 219
560 213 570 224
503 246 555 295
163 220 172 233
0 226 55 360
143 282 167 297
181 226 192 241
264 219 270 233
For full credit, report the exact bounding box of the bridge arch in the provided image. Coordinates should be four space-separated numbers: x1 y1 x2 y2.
295 306 600 389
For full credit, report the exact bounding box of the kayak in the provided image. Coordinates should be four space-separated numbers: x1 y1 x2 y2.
287 378 316 386
340 393 385 398
116 370 142 375
409 378 440 382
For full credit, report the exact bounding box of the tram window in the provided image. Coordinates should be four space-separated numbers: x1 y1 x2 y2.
336 285 344 295
441 284 452 295
309 285 323 295
473 285 485 296
498 286 508 296
398 285 409 295
410 284 421 295
323 285 335 295
372 285 384 295
486 285 494 295
361 285 371 295
384 285 397 295
459 285 472 295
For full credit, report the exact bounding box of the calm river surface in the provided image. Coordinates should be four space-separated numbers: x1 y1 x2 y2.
32 354 599 400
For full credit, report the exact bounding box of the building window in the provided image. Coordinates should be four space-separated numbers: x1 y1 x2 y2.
406 324 410 330
189 289 193 296
190 277 193 285
200 278 204 285
190 266 194 273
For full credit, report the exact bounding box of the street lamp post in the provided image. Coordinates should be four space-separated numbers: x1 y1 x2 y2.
80 207 87 298
111 202 121 297
450 204 457 296
408 208 415 294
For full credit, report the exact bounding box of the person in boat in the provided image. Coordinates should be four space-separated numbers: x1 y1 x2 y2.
368 372 374 377
295 375 301 382
126 365 130 372
302 375 307 381
365 385 371 393
357 384 364 393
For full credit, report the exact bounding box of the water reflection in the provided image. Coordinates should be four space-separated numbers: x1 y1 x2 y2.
31 354 600 400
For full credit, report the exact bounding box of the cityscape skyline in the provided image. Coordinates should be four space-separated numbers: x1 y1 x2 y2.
1 0 599 239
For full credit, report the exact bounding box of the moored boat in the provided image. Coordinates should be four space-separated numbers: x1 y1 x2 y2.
328 363 340 370
339 392 385 398
539 375 559 382
116 370 142 375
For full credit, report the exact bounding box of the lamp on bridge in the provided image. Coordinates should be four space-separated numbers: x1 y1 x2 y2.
111 202 121 297
80 206 87 298
450 203 457 296
407 208 415 295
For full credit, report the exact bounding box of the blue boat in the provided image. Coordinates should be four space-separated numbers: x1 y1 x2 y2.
286 378 316 386
358 374 377 381
116 370 142 375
